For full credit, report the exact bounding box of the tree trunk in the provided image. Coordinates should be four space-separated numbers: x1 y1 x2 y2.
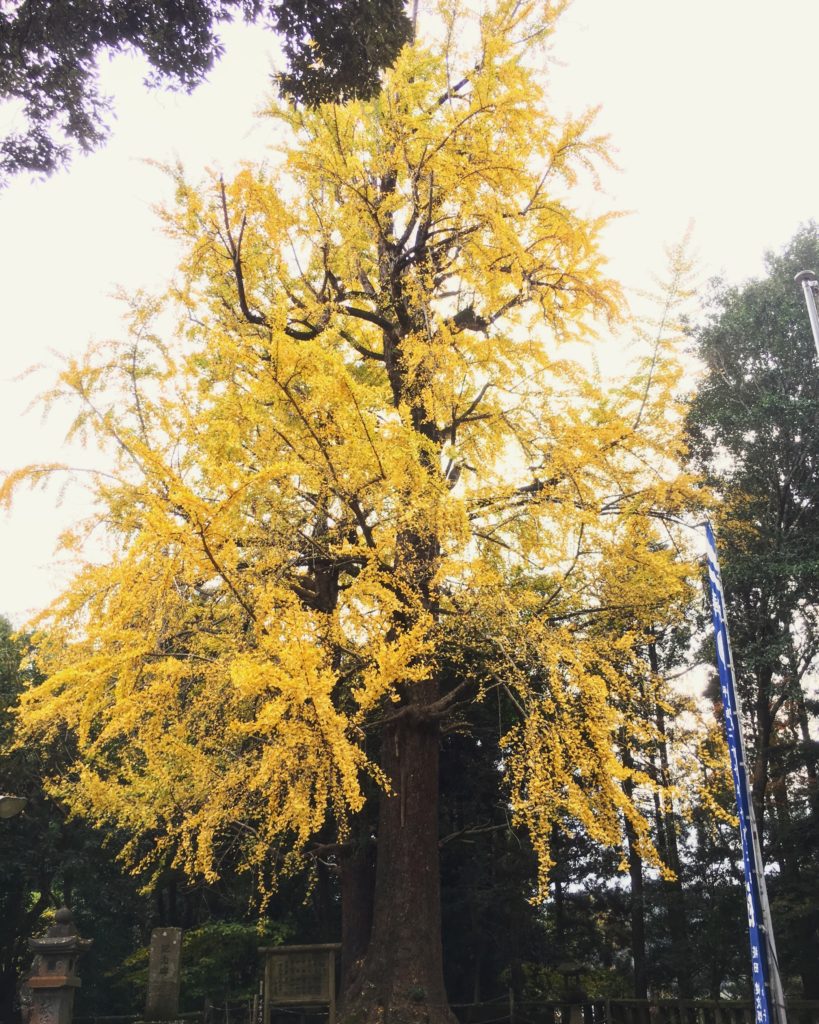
751 661 774 842
338 213 453 1020
0 964 18 1024
622 741 647 1000
647 652 693 1002
792 683 818 797
624 824 647 1000
340 839 376 993
341 702 455 1024
770 772 819 999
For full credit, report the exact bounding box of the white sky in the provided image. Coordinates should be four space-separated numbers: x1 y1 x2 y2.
2 0 819 626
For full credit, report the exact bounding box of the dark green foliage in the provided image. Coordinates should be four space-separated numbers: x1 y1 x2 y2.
0 618 69 1019
687 225 819 834
688 226 819 671
274 0 412 106
0 0 412 180
439 719 546 1003
683 780 749 1000
112 920 291 1010
0 616 152 1018
541 831 634 996
687 224 819 998
438 699 634 1003
177 920 287 1005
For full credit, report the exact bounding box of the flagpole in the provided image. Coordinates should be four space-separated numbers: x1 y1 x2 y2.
794 270 819 360
704 522 787 1024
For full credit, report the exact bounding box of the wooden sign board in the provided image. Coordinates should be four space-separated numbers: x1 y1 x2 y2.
260 944 340 1024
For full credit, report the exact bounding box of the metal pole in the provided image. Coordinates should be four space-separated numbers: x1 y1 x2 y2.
795 270 819 359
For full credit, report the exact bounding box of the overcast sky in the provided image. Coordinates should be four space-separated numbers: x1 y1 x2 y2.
2 0 819 625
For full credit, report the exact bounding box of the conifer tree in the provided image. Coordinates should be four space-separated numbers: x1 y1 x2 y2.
687 224 819 998
6 2 699 1019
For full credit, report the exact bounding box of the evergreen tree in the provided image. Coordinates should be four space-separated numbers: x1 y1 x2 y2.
687 224 819 997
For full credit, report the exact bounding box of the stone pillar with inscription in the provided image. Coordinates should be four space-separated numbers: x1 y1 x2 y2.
26 907 93 1024
145 928 183 1021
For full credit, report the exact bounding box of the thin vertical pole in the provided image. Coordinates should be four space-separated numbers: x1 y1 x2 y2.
263 957 270 1024
795 270 819 359
328 950 336 1024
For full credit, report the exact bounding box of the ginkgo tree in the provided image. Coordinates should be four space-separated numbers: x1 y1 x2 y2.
6 1 700 1019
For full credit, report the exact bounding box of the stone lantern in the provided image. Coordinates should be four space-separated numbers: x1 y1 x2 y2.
556 962 587 1024
25 907 92 1024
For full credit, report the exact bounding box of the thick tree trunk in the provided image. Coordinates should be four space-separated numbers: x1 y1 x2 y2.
341 704 455 1024
338 217 453 1018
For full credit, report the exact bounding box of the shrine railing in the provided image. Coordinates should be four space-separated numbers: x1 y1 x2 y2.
452 999 819 1024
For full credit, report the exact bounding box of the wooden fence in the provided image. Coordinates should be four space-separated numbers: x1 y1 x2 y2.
452 998 819 1024
73 997 819 1024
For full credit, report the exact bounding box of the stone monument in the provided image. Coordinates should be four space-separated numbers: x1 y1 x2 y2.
26 907 92 1024
145 927 183 1021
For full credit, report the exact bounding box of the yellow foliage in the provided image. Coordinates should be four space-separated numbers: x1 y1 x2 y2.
8 0 702 892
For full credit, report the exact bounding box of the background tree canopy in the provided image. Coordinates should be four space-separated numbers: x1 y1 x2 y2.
686 223 819 998
0 0 412 180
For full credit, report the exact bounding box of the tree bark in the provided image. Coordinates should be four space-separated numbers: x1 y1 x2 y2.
624 823 647 1000
792 683 818 795
647 647 693 1001
770 772 819 999
340 839 377 993
341 702 455 1024
622 742 647 1000
340 152 453 1023
0 965 19 1024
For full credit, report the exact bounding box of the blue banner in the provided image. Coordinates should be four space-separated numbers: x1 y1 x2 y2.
704 522 772 1024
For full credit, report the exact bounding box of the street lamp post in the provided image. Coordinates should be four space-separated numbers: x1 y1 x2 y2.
0 794 27 818
795 270 819 358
